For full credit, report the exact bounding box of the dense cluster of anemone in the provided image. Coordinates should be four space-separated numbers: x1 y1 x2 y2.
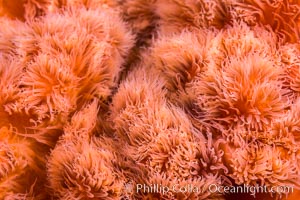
1 0 300 199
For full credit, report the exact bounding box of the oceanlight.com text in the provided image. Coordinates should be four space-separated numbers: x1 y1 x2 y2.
208 184 294 196
133 183 294 196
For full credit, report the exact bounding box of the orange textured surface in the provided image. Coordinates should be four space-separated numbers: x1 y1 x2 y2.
0 0 300 199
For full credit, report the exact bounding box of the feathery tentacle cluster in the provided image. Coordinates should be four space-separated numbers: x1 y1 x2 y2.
1 0 300 199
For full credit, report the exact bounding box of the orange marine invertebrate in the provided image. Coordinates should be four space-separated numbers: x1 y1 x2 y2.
0 6 134 132
49 0 119 11
227 0 300 43
225 132 299 186
155 0 230 35
144 30 214 93
0 0 49 20
272 98 300 149
47 137 123 199
221 119 300 198
0 55 22 111
279 43 300 101
188 53 285 131
121 0 158 46
0 126 47 199
2 0 300 199
182 23 284 132
47 100 124 199
111 68 227 199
